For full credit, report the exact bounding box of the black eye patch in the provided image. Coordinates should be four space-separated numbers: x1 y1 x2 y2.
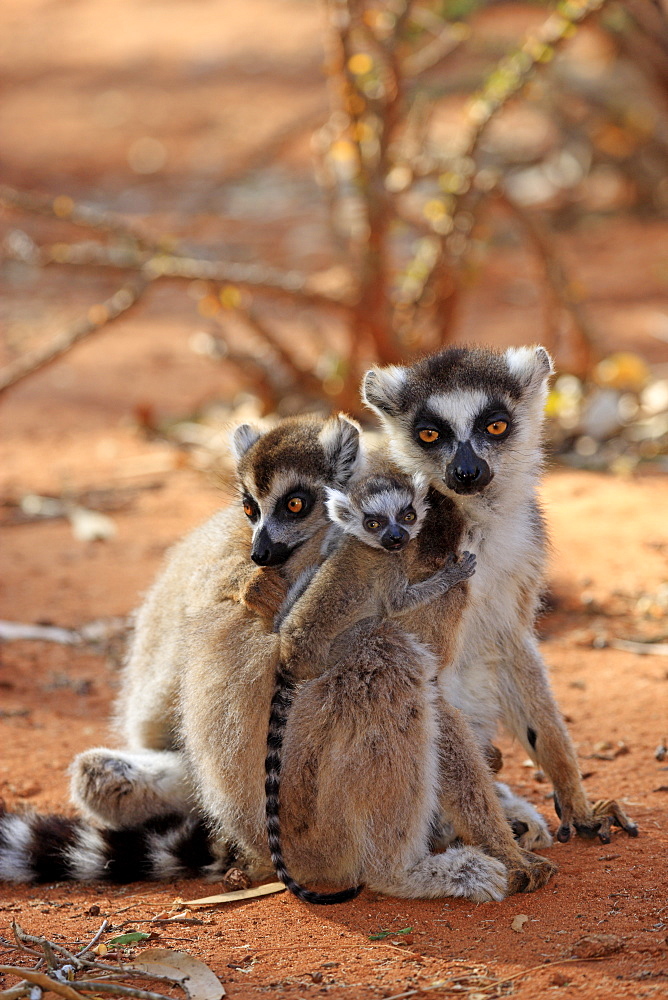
413 410 454 450
473 402 513 440
276 487 315 520
242 493 260 521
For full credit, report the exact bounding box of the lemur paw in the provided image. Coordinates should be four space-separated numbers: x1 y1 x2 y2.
555 797 638 844
441 550 476 584
441 846 508 902
241 568 290 623
495 782 553 850
70 748 191 828
503 849 558 895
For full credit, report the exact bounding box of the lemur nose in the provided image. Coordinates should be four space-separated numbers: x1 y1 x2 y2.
454 463 480 484
252 548 271 566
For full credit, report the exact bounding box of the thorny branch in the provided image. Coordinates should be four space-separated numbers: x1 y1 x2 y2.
0 0 631 410
493 189 599 371
0 922 204 1000
0 278 149 396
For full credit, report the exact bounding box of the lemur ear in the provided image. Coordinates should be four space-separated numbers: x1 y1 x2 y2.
504 346 554 391
410 472 430 521
325 487 356 526
410 472 429 498
231 423 262 461
319 414 361 485
362 365 408 417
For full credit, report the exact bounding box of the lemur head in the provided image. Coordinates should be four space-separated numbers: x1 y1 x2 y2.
362 346 553 503
326 470 429 552
232 414 361 567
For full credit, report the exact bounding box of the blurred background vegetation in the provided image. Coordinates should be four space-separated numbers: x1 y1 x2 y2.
1 0 668 477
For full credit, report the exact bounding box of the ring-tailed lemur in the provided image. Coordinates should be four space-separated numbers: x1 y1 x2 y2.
265 468 478 903
1 410 554 898
363 345 638 845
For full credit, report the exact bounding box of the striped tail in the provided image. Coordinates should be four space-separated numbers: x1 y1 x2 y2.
0 807 236 884
265 665 364 906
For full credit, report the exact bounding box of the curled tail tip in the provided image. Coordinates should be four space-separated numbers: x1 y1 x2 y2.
288 879 365 906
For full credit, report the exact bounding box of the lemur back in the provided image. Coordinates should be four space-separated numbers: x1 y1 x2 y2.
264 466 476 904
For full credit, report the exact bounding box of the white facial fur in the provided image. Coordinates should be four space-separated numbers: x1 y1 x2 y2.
326 474 429 551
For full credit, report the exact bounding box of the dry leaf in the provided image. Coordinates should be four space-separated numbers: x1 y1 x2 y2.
184 882 286 906
92 943 108 956
511 914 529 933
130 948 225 1000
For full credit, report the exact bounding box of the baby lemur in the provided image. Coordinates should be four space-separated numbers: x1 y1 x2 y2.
265 469 476 903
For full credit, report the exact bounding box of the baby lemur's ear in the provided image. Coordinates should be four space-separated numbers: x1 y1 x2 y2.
319 414 361 486
410 472 430 522
362 365 408 418
325 488 356 526
231 423 262 461
504 346 554 392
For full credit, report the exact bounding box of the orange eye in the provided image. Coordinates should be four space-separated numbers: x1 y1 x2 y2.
403 511 416 523
486 420 508 436
365 519 380 531
418 428 439 443
243 501 254 518
287 497 303 513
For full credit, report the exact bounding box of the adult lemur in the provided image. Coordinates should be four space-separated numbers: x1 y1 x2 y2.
363 345 637 845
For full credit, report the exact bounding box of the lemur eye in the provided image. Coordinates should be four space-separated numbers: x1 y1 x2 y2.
243 500 254 518
403 510 417 523
486 420 508 436
418 428 439 444
364 518 381 532
286 497 304 514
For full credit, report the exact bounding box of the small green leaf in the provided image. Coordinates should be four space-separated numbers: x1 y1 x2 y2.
368 930 391 940
396 927 413 934
107 932 152 945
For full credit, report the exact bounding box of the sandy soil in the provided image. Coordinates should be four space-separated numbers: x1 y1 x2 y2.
1 1 668 998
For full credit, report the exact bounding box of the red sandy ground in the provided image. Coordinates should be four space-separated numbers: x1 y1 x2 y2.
1 1 668 997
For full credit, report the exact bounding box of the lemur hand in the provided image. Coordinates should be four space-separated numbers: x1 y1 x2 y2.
441 550 477 584
241 568 290 624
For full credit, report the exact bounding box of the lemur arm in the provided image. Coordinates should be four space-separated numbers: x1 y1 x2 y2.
387 551 476 614
279 551 370 681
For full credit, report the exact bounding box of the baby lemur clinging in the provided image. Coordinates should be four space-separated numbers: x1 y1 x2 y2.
265 469 476 903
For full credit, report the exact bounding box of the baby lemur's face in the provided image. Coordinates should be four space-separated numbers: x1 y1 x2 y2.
232 414 360 567
363 346 553 501
326 472 428 552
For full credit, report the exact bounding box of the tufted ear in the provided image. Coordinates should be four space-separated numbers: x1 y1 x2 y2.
504 346 554 392
362 365 409 418
318 414 361 486
410 472 430 523
231 423 262 462
325 487 356 527
410 471 429 500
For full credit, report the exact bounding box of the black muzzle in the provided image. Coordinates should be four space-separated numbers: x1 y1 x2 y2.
445 441 493 495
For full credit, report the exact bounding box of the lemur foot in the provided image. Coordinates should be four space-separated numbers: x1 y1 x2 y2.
442 846 508 903
502 849 558 895
554 796 638 844
495 782 553 850
70 748 191 828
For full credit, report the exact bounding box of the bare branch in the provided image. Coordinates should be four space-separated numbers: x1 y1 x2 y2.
0 968 87 1000
494 188 598 370
0 279 149 397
